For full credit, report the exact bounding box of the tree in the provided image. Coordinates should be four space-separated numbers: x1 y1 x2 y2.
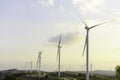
115 65 120 79
3 75 16 80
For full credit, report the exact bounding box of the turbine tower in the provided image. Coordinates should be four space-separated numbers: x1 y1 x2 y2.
30 62 32 72
37 50 42 77
57 35 62 77
26 62 32 72
80 65 83 73
90 64 92 76
78 16 110 80
69 64 71 71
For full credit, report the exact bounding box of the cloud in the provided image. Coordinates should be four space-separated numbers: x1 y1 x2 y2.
38 1 48 6
31 4 37 7
38 0 55 6
31 0 55 7
72 0 104 15
48 0 55 6
48 31 81 45
59 5 64 12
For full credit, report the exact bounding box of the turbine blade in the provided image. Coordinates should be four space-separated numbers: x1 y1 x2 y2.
36 59 38 71
56 48 59 62
37 51 40 71
58 35 62 46
41 50 42 53
38 53 40 58
38 51 42 57
82 33 87 56
77 15 88 27
89 20 110 29
40 50 42 54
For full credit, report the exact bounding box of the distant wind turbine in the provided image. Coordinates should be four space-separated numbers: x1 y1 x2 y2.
25 62 29 72
80 65 83 73
78 15 110 80
69 64 71 71
84 63 86 73
57 35 62 77
30 62 32 72
37 50 42 77
90 64 92 76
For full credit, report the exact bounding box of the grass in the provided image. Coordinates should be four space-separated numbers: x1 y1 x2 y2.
1 72 118 80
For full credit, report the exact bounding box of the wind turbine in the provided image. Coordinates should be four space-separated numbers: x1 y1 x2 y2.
90 63 92 76
79 16 110 80
26 62 32 72
57 35 62 77
25 62 29 72
69 64 71 71
80 65 83 73
30 62 32 73
37 50 42 77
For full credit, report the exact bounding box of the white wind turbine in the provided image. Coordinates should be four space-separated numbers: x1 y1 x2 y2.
37 50 42 77
30 62 32 72
78 16 110 80
26 62 32 72
90 63 92 76
57 35 62 77
80 65 83 73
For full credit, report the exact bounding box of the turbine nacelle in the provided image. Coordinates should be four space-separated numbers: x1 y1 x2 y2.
85 26 90 30
58 45 62 48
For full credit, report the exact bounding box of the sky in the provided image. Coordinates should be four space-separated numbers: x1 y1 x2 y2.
1 0 120 71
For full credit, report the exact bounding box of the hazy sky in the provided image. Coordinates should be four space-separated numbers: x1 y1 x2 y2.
1 0 120 71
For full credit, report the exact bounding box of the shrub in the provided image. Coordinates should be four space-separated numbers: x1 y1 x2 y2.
3 75 16 80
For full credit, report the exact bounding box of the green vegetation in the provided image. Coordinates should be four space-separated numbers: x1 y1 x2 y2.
0 71 117 80
3 75 16 80
115 65 120 79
